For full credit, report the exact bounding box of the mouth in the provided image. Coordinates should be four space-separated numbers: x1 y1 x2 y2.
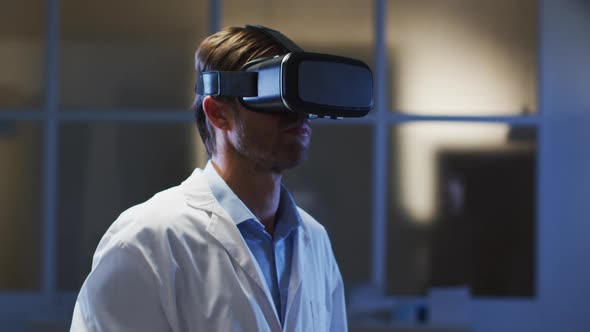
283 123 311 136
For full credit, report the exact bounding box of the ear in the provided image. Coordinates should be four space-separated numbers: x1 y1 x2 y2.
202 96 233 131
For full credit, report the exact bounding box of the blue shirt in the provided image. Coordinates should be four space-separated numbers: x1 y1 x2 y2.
203 161 300 324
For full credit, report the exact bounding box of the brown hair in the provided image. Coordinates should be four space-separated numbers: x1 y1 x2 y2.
193 26 285 156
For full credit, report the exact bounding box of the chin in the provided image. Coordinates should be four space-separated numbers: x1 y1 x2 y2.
271 149 309 173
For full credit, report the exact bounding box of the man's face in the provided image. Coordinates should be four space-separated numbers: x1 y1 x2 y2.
227 102 311 173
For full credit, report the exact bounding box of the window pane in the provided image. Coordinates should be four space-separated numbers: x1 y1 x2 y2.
223 0 374 70
388 0 538 115
388 123 536 297
57 123 206 290
0 122 42 289
283 124 373 285
60 0 208 109
0 1 44 109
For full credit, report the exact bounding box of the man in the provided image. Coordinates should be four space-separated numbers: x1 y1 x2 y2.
70 26 347 331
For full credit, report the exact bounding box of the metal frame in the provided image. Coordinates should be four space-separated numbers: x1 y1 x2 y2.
0 0 540 325
0 109 539 125
41 0 61 297
372 0 389 291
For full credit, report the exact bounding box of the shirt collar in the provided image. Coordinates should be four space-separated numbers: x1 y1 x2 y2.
203 160 302 237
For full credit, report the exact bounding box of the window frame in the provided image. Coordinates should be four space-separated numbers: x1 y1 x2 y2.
0 0 541 325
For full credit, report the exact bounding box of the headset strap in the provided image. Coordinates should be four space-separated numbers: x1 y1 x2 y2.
196 71 258 97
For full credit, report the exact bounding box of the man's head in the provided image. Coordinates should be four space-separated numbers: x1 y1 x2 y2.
194 27 311 172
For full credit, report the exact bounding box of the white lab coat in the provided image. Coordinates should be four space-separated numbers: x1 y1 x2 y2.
70 168 348 332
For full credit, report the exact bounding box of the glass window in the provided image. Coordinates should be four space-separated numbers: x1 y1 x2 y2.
387 122 536 296
283 123 373 285
60 0 208 109
57 123 206 290
223 0 374 69
0 0 45 109
0 122 42 290
387 0 538 115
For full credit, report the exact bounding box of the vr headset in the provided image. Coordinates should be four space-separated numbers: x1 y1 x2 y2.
196 25 374 119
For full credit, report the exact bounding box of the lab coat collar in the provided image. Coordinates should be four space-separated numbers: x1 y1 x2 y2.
181 167 311 329
202 160 257 226
203 160 302 240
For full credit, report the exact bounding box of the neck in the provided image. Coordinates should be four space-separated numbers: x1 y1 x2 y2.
211 154 282 235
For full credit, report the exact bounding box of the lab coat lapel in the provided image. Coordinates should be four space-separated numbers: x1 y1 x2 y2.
183 169 281 329
284 224 312 325
208 211 277 302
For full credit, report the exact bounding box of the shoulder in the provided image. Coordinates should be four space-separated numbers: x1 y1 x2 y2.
92 180 212 269
296 206 335 254
74 189 187 331
112 185 207 237
297 206 328 237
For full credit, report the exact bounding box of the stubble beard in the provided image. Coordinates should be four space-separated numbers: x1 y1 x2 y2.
234 118 309 174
